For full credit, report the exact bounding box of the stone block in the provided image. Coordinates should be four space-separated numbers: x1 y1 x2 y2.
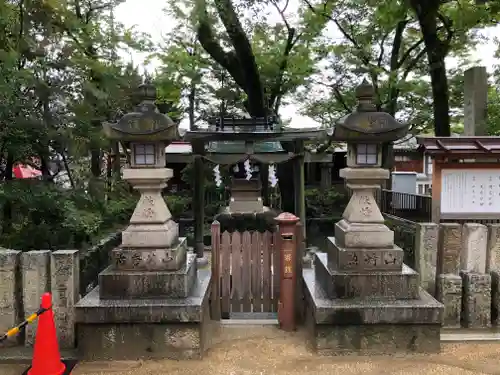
314 252 419 300
51 250 79 349
461 223 487 273
414 223 438 295
303 268 443 326
111 237 187 271
327 237 403 272
438 223 462 275
334 220 394 249
99 253 197 299
303 270 442 355
491 270 500 325
75 269 212 360
460 271 491 328
0 249 22 346
21 250 51 347
487 224 500 272
76 269 211 324
436 274 462 328
77 303 212 360
121 220 179 249
308 320 441 355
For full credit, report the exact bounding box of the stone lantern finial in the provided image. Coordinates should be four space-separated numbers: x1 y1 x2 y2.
135 82 157 104
355 79 376 112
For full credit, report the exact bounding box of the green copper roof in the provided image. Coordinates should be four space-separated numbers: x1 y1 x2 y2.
207 141 284 153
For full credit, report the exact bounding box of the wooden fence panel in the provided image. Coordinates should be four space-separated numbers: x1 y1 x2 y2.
242 231 252 312
230 231 242 313
210 221 221 320
262 232 272 312
272 231 281 312
251 231 262 312
220 231 231 317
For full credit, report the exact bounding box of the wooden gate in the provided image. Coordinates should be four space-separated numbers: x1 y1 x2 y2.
210 221 281 319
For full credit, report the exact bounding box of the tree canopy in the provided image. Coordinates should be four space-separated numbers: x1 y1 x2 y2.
0 0 499 249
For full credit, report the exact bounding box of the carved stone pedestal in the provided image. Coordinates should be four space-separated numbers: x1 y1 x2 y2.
75 167 211 360
304 166 443 355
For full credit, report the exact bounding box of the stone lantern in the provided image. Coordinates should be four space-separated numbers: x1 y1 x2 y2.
102 83 182 270
303 79 443 355
332 79 409 255
76 82 211 361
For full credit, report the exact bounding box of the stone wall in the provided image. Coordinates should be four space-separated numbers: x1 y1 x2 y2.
415 222 496 329
0 249 80 349
79 231 121 295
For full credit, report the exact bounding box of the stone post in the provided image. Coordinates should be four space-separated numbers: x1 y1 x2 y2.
487 224 500 325
437 223 462 275
436 274 462 328
0 249 22 346
461 271 491 328
461 223 487 273
486 224 500 272
21 250 51 346
51 250 79 348
414 223 438 295
275 212 300 332
320 162 333 190
464 66 488 136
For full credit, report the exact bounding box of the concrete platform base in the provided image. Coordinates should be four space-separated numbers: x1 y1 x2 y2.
75 269 212 360
303 268 443 355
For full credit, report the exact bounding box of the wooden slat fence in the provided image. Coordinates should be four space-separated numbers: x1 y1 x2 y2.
210 221 281 319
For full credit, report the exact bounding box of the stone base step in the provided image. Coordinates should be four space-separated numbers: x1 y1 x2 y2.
327 236 404 272
315 252 420 299
98 253 197 299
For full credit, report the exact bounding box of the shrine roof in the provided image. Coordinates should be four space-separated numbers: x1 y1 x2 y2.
206 141 284 153
417 136 500 155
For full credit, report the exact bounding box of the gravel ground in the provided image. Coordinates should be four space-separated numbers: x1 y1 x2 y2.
4 325 500 375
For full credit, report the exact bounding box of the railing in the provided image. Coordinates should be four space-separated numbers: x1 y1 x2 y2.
380 189 432 223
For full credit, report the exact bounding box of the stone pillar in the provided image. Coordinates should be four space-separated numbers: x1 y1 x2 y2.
436 274 462 328
0 249 22 346
51 250 79 349
464 66 488 136
461 223 487 273
461 271 491 328
21 250 51 346
437 223 462 275
486 224 500 272
320 162 332 190
488 224 500 325
415 223 438 295
118 167 182 272
492 270 500 325
101 164 192 299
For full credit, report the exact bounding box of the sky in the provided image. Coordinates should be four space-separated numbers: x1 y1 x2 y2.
115 0 500 129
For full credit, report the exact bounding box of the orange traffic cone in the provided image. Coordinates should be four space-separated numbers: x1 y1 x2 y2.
28 293 66 375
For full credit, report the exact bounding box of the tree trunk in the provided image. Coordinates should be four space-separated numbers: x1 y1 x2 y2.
410 0 451 137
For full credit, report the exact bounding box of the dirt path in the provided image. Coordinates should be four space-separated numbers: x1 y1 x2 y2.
4 326 500 375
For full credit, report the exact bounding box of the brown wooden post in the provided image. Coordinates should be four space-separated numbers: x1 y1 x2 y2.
275 212 300 331
295 221 304 322
210 221 221 320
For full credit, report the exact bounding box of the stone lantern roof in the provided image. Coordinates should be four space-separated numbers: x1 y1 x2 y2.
102 83 179 142
329 79 409 142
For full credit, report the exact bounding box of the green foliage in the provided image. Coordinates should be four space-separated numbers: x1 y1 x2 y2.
487 86 500 135
0 180 136 251
165 195 192 218
305 187 347 217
